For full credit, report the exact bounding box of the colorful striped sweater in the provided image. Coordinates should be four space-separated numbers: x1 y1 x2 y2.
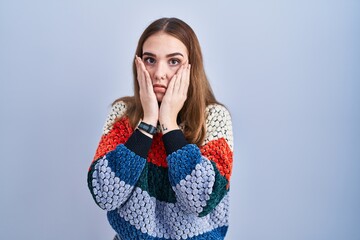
87 101 234 240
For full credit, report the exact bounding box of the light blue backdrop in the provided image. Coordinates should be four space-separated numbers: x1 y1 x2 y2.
0 0 359 239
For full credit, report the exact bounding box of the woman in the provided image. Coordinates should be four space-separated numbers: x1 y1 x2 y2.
87 17 234 240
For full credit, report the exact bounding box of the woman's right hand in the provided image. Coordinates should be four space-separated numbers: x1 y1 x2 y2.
135 55 159 126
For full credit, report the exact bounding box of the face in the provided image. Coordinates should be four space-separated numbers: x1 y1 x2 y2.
142 32 189 102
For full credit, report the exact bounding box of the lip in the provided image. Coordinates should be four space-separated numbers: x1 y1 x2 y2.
153 84 167 94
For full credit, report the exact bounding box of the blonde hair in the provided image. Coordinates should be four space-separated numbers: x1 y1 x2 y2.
114 17 219 146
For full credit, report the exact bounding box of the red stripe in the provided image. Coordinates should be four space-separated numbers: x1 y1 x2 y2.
92 117 133 162
200 138 233 182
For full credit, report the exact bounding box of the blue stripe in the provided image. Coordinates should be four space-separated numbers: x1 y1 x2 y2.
107 210 228 240
167 144 202 186
106 144 146 186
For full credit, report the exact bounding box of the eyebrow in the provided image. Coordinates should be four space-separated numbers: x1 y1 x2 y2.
142 52 184 58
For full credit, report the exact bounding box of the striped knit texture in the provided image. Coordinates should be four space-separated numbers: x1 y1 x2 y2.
88 101 234 240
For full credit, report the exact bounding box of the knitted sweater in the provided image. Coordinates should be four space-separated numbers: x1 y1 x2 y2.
87 101 234 240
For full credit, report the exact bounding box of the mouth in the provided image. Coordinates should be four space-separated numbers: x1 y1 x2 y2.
153 84 167 94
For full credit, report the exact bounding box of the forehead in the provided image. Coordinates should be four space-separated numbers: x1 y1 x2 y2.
143 32 188 56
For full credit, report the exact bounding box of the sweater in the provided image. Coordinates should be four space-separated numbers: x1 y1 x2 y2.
87 101 234 240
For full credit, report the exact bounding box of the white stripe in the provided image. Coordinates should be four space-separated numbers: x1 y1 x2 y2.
116 187 229 239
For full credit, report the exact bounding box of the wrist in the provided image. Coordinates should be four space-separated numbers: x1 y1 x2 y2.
142 117 158 127
159 120 179 134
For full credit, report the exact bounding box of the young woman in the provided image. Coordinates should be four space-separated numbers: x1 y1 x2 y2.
87 17 234 240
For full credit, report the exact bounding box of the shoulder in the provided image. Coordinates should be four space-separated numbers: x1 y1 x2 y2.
102 100 129 135
110 100 128 116
203 103 233 150
205 104 232 123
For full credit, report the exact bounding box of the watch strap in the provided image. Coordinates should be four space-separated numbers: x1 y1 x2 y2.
138 121 157 135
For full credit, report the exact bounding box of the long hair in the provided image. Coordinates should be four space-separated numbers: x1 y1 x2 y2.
114 17 219 146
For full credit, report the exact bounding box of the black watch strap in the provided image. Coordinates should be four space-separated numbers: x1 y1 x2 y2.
138 121 157 135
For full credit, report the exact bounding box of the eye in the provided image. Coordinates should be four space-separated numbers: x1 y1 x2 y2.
169 58 180 66
144 57 156 65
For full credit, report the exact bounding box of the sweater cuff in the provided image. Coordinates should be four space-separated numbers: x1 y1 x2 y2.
124 129 152 159
162 129 188 155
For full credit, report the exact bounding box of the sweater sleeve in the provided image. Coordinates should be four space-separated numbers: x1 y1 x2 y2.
87 101 152 211
163 104 233 217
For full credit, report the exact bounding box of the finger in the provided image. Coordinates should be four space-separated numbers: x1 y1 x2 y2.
137 57 153 92
143 66 153 92
136 56 152 93
178 64 189 94
135 57 146 90
184 64 190 95
174 65 185 93
177 64 189 98
166 73 177 96
135 56 144 81
135 56 140 79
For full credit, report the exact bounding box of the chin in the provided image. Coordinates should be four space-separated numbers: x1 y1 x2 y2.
156 94 164 102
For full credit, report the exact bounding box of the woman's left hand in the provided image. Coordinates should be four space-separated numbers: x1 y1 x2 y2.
159 63 190 133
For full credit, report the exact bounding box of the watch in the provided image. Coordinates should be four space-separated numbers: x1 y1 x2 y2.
137 121 157 135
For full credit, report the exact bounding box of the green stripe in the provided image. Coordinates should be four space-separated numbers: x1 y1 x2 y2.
135 161 229 213
136 162 177 203
199 161 229 217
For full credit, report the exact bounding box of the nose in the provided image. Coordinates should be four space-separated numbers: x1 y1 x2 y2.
153 61 167 81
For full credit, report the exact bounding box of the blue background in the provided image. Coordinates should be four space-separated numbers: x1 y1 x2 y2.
0 0 359 239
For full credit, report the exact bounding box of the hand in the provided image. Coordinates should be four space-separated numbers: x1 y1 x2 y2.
135 55 159 126
159 63 190 133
